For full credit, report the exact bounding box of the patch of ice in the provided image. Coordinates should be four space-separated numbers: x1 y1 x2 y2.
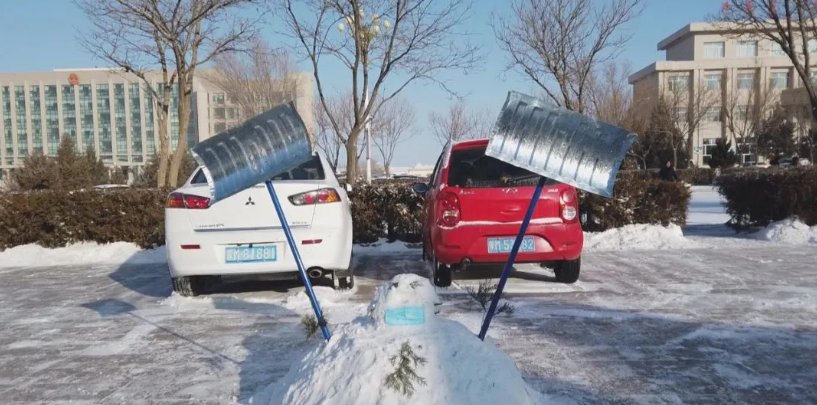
159 293 214 309
750 218 817 245
0 242 166 268
251 275 551 405
584 224 701 251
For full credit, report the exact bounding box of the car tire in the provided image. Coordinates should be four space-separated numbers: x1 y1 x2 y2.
433 259 452 288
554 259 581 284
172 276 202 297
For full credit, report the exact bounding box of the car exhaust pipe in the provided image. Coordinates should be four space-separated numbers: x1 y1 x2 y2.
308 268 324 279
461 258 472 270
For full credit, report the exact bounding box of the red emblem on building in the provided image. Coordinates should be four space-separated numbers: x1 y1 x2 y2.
68 73 80 86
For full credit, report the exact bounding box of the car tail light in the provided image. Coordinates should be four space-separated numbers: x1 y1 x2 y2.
437 191 461 227
166 192 210 209
289 188 341 205
560 189 578 222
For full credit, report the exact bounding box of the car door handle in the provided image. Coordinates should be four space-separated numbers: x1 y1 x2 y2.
500 207 522 214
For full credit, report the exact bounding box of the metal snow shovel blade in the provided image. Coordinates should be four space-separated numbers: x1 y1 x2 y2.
478 92 636 341
191 103 312 204
485 91 636 198
190 103 331 342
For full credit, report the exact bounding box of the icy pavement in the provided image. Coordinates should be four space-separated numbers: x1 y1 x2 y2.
1 186 816 403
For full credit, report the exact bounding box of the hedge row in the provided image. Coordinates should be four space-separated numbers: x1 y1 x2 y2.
579 172 691 232
0 189 166 250
716 167 817 227
0 175 692 250
677 168 716 185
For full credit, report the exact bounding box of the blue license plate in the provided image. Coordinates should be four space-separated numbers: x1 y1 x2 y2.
487 237 535 254
225 245 277 263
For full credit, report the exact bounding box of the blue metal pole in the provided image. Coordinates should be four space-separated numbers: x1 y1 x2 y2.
478 176 547 341
265 180 331 341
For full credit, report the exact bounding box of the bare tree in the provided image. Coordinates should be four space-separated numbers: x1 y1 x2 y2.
718 0 817 123
494 0 643 113
371 97 415 176
277 0 478 184
206 38 297 120
78 0 259 187
662 77 720 167
314 96 344 170
722 80 776 162
589 62 651 169
429 102 481 146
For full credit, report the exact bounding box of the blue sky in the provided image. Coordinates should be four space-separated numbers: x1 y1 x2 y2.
0 0 721 166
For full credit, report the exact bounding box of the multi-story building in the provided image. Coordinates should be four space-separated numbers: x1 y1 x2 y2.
0 68 313 182
629 22 813 167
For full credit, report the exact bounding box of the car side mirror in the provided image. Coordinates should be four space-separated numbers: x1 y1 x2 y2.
412 182 429 195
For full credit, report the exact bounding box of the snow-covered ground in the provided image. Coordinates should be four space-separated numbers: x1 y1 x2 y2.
0 242 166 268
1 186 816 403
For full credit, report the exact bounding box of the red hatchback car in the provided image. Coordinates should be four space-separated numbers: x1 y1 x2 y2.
414 139 584 287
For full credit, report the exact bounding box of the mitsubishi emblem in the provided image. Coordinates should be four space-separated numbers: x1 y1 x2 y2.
245 196 256 206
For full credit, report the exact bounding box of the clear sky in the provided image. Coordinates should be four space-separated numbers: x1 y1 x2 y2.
0 0 722 167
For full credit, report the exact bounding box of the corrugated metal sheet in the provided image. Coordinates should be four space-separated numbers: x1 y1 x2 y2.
486 91 636 198
191 103 312 203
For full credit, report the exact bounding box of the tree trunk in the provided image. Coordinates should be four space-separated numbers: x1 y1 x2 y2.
156 106 170 188
167 84 191 188
344 141 358 185
672 147 678 168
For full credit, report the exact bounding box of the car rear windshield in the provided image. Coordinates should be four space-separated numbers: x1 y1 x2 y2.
447 146 550 188
190 156 325 184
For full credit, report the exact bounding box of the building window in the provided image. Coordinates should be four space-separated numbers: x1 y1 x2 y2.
2 86 12 163
45 86 59 156
214 107 226 120
61 85 77 147
705 106 721 122
736 40 758 57
769 41 786 56
29 85 43 154
97 83 112 161
769 71 788 90
129 83 142 161
144 86 155 156
214 122 227 133
703 41 725 58
736 105 750 121
703 138 718 164
79 84 94 153
809 39 817 54
737 72 755 90
668 74 689 92
673 107 688 122
704 73 722 91
15 86 28 156
114 83 127 162
212 93 225 105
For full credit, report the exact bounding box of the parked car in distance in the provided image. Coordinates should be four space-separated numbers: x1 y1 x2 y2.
413 139 584 287
165 152 353 296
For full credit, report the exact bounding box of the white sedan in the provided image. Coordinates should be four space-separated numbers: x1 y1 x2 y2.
165 153 353 296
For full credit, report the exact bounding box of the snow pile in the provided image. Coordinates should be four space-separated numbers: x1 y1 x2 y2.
584 224 701 251
252 274 547 405
0 242 166 268
282 286 356 310
750 218 817 245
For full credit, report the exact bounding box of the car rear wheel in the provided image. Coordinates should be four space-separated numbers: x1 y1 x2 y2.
554 258 581 283
172 276 203 297
338 274 355 290
433 259 452 288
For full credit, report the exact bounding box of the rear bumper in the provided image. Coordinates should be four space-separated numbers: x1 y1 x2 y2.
166 222 352 278
431 221 583 265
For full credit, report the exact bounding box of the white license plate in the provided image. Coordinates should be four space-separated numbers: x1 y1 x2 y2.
225 245 277 263
487 237 535 254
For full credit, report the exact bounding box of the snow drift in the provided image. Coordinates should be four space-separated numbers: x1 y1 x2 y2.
252 274 547 405
583 224 701 251
750 218 817 245
0 242 166 268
